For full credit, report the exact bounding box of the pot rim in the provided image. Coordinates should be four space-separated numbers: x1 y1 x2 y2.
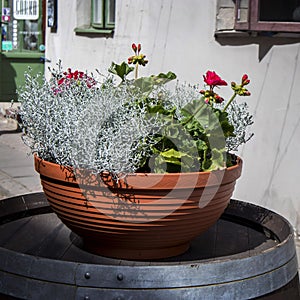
34 154 243 188
33 153 242 177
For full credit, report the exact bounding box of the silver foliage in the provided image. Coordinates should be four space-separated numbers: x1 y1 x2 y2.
18 67 253 175
223 100 254 151
18 69 164 175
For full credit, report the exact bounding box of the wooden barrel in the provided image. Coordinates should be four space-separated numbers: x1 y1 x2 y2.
0 192 299 299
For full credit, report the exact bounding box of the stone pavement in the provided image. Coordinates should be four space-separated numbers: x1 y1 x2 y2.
0 113 42 200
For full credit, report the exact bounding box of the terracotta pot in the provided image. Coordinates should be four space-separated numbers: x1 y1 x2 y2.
34 155 242 260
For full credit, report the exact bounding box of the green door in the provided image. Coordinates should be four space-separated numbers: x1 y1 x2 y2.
0 0 45 102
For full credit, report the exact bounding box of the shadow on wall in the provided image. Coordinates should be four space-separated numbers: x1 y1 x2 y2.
0 54 17 102
216 34 300 61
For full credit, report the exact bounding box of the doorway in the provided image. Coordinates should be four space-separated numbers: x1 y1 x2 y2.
0 0 45 102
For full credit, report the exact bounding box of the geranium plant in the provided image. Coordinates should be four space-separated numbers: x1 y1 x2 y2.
18 44 253 178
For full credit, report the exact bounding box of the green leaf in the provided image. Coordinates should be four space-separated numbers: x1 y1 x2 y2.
147 104 176 116
133 77 154 94
215 110 235 138
151 71 177 85
108 62 134 81
181 99 208 121
152 149 195 173
205 148 226 171
160 148 182 160
180 99 229 172
196 139 208 153
133 71 176 95
151 155 167 173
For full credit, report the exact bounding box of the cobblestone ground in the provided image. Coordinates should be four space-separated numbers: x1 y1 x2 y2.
0 112 41 200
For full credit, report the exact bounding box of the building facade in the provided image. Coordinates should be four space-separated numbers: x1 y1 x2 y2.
37 0 300 233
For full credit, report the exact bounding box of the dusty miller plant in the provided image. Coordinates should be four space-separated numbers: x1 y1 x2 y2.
18 44 253 177
18 64 165 176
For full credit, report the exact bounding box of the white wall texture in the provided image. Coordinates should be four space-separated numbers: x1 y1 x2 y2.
46 0 300 232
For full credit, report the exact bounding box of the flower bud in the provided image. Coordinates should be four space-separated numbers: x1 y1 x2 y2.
243 79 250 86
141 59 148 66
215 94 224 103
242 74 248 82
200 90 205 94
138 43 141 53
132 43 137 53
231 81 236 87
242 74 250 86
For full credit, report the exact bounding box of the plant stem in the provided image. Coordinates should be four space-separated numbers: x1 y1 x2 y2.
135 63 139 80
222 92 237 112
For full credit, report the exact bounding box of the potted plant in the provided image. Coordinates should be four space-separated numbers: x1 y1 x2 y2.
18 44 253 260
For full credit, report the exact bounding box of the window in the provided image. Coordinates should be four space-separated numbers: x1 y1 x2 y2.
74 0 115 35
1 0 44 53
235 0 300 32
92 0 115 30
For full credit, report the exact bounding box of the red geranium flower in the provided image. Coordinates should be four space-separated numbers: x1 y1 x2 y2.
203 71 227 87
57 69 96 87
54 68 96 95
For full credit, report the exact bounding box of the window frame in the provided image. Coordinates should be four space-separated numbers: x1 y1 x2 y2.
234 0 250 30
235 0 300 33
91 0 115 30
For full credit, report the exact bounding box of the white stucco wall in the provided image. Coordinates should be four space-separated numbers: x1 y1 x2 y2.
45 0 300 232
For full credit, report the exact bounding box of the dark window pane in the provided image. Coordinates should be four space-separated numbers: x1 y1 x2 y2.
259 0 300 22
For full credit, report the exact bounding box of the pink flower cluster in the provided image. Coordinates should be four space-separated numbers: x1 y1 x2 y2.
203 71 228 87
57 68 96 88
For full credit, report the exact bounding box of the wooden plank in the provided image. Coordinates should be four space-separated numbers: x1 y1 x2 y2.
0 217 33 246
3 213 62 255
0 211 279 265
214 218 250 257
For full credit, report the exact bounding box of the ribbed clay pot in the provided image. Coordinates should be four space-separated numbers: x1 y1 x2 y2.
34 155 242 260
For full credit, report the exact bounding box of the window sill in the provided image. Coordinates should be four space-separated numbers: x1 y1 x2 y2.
74 26 114 36
0 52 43 59
215 30 250 38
